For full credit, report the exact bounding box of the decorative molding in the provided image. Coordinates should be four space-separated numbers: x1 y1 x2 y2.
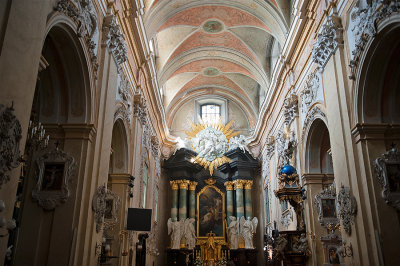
55 0 99 77
302 106 327 142
133 93 147 126
92 185 120 232
102 14 128 70
337 185 357 235
312 15 342 71
283 94 298 125
374 147 400 211
32 148 76 210
0 103 22 189
349 1 400 79
150 135 160 158
314 187 339 228
300 71 319 113
118 75 132 108
114 105 131 126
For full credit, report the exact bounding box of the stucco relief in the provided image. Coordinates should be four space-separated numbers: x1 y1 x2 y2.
0 104 22 189
280 209 293 228
348 0 400 79
312 15 342 71
283 94 298 125
92 185 121 232
300 71 320 114
102 14 128 70
55 0 99 76
337 185 357 235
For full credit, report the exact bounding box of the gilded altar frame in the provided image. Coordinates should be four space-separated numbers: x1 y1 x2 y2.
196 179 226 243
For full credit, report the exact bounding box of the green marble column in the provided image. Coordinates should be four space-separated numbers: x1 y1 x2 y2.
234 180 245 219
244 180 253 219
188 181 197 219
170 181 179 220
178 180 189 220
224 181 234 224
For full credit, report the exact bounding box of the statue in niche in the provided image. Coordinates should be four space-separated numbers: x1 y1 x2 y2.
184 218 196 249
240 216 258 249
167 218 184 249
227 216 239 249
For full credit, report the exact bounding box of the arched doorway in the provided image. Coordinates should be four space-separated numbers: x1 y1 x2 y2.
10 22 91 266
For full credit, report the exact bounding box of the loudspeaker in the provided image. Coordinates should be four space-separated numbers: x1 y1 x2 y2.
126 208 152 231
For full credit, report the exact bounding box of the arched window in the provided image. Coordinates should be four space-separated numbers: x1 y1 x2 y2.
200 103 221 123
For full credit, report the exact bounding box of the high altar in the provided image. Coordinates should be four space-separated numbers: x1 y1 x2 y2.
164 147 259 265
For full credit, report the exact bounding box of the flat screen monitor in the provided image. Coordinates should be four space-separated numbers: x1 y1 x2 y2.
126 208 152 231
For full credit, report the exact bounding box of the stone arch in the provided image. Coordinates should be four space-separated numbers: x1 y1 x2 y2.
110 119 129 174
355 16 400 124
302 106 331 173
37 20 92 123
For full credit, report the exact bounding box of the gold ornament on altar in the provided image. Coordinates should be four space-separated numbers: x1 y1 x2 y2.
185 117 240 175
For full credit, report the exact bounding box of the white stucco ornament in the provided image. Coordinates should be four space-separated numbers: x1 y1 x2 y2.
192 127 228 161
228 135 249 152
185 118 239 175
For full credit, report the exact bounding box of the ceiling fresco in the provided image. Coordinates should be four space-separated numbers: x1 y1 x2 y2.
143 0 291 130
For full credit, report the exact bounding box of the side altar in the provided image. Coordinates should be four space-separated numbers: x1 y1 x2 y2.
163 146 259 266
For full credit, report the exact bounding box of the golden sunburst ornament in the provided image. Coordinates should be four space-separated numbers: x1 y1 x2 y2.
185 117 240 175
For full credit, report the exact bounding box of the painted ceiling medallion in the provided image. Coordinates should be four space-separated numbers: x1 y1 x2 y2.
185 118 239 176
203 67 220 76
202 20 223 33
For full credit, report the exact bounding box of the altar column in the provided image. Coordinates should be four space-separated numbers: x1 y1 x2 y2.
244 180 253 219
179 180 189 220
224 181 234 224
170 181 179 220
188 181 197 219
234 180 245 219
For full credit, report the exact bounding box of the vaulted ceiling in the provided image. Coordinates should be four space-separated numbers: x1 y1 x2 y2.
143 0 291 129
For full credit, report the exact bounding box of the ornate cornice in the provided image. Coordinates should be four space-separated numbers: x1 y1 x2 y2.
102 14 128 70
312 15 342 71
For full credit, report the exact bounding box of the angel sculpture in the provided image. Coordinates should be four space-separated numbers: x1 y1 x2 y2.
240 216 258 249
227 216 239 249
167 218 184 249
184 218 196 249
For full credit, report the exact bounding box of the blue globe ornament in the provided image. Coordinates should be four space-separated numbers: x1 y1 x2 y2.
281 164 296 176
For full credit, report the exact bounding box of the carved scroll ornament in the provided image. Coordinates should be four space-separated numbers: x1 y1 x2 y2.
0 104 22 189
337 185 357 235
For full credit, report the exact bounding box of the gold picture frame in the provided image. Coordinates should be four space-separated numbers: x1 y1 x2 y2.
196 179 226 241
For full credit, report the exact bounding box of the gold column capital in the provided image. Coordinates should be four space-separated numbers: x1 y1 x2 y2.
179 180 190 189
233 179 245 190
170 180 179 190
224 181 234 191
244 180 253 190
189 181 198 191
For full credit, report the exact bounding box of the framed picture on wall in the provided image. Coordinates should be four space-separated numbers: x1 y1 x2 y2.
314 186 339 228
32 148 76 211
